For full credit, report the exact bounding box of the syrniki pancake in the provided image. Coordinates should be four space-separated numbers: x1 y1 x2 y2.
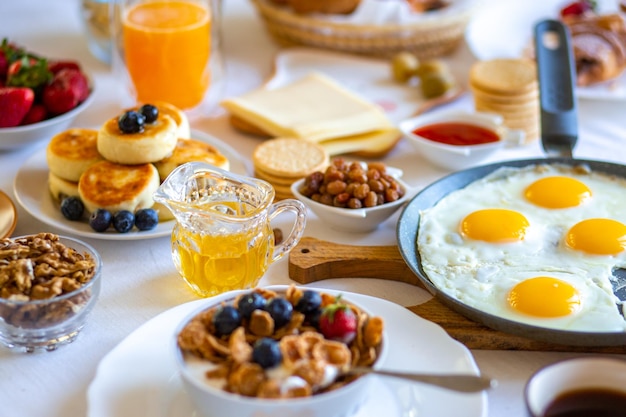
78 160 160 213
48 172 80 201
97 113 178 164
151 101 190 139
154 138 230 181
46 128 104 182
128 101 191 139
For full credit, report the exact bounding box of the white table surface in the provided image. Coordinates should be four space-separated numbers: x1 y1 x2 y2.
2 1 626 416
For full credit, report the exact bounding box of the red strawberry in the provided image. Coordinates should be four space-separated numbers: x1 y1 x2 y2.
20 103 48 125
6 55 52 89
319 296 357 344
0 87 34 127
48 60 81 74
42 68 89 115
0 52 8 79
560 0 596 18
0 38 24 78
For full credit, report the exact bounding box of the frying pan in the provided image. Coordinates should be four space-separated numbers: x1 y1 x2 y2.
396 20 626 346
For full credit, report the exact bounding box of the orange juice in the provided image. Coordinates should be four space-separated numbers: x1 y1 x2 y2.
122 0 211 109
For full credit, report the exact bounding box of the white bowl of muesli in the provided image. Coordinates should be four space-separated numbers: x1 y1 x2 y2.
173 285 386 417
0 233 102 352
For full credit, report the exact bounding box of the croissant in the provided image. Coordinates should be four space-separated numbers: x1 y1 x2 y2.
565 14 626 86
281 0 361 14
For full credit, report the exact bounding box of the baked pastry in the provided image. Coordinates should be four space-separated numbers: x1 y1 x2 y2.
406 0 449 12
48 172 80 201
280 0 361 14
153 138 230 181
46 128 104 182
97 112 178 164
78 161 160 213
565 14 626 86
129 101 190 139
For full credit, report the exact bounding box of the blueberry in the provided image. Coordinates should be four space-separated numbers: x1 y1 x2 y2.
213 305 241 336
295 290 322 314
265 297 293 329
89 209 112 232
134 208 159 231
237 292 267 319
139 104 158 123
118 110 145 134
60 196 84 221
306 308 322 329
252 338 282 369
113 210 135 233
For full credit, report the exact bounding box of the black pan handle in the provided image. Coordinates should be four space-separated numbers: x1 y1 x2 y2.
534 19 578 158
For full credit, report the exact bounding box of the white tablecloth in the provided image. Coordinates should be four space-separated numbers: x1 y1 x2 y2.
2 1 626 416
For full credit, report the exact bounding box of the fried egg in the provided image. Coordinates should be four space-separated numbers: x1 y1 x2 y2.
417 163 626 332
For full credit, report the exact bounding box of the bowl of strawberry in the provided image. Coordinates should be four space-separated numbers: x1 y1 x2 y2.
0 38 94 150
174 285 386 417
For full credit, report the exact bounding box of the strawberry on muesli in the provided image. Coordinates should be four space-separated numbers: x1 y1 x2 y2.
0 38 90 127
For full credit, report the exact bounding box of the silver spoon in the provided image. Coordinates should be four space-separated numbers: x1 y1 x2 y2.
347 367 497 393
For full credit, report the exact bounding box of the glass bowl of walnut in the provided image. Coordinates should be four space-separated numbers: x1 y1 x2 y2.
174 285 386 417
291 159 414 233
0 233 102 352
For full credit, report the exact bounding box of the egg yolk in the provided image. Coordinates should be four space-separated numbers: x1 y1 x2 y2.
565 218 626 255
460 209 529 243
524 176 591 209
508 277 581 318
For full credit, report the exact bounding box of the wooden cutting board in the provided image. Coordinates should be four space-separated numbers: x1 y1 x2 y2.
288 237 626 353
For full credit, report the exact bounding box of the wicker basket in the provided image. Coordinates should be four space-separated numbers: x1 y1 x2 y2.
251 0 474 59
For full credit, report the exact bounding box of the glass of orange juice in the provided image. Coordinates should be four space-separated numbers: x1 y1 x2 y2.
111 0 222 110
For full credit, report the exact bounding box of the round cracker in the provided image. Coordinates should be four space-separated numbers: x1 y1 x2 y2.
253 137 329 178
254 167 301 187
470 58 538 95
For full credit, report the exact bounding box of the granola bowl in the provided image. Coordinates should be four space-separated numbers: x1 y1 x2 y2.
0 233 102 352
173 285 386 417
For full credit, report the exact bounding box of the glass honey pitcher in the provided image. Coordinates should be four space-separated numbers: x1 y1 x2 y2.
154 162 307 297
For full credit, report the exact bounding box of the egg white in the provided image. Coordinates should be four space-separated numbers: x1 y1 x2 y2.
418 163 626 332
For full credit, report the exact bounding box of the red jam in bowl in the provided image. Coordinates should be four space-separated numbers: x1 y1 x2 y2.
412 122 500 146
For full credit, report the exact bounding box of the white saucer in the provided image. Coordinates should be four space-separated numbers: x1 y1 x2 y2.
86 287 487 417
12 130 247 241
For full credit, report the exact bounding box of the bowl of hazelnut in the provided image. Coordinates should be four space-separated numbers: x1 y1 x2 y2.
173 285 386 417
0 233 102 352
290 158 413 233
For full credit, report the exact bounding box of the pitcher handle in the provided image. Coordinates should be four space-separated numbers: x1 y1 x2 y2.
268 199 307 263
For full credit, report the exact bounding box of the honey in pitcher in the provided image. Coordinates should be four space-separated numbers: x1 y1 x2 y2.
171 201 275 297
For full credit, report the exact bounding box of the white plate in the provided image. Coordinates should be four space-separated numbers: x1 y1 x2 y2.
12 130 248 241
265 48 466 124
86 287 487 417
466 0 626 100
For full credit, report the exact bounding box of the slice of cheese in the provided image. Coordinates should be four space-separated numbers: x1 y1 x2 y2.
318 128 402 158
221 73 393 143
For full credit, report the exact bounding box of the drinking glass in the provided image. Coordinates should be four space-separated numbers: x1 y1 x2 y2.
110 0 223 111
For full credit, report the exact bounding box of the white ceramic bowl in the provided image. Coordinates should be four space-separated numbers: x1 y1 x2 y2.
173 287 386 417
399 110 525 170
0 74 95 151
290 168 413 233
0 234 102 352
524 357 626 417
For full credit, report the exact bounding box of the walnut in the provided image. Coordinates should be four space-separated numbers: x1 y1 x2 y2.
0 233 97 329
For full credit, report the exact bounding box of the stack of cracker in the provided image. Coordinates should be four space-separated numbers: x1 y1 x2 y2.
469 58 540 143
252 137 329 200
